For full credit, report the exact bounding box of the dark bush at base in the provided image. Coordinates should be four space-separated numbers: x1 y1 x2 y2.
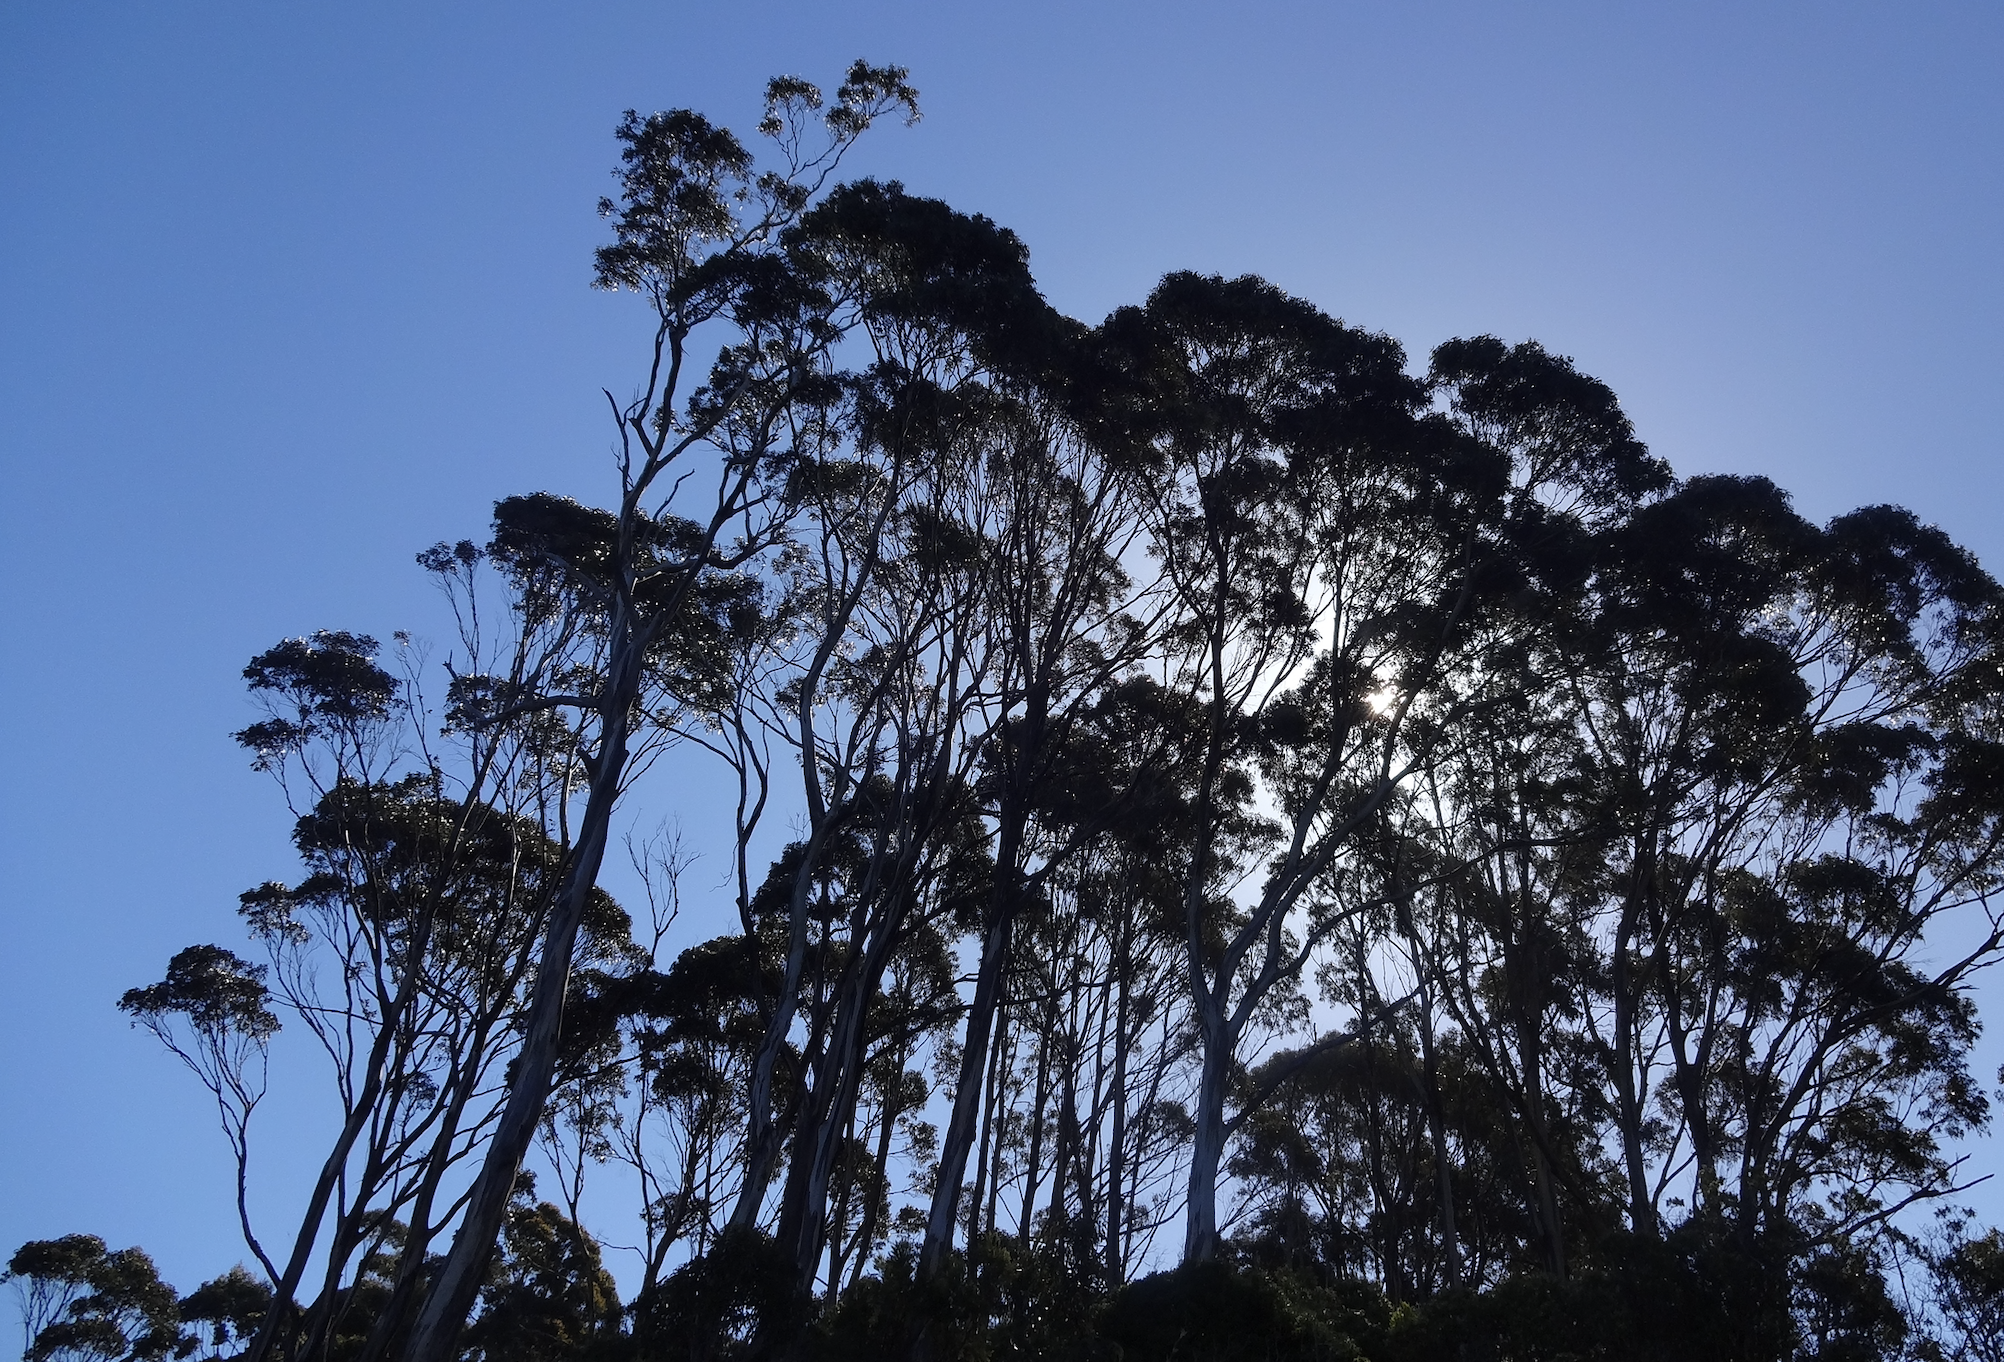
1098 1260 1385 1362
802 1227 1876 1361
633 1229 802 1362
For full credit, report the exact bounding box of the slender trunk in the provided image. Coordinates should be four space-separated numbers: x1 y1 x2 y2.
732 556 878 1235
1495 848 1572 1277
1075 974 1111 1262
1414 972 1460 1289
1657 928 1722 1223
1515 1005 1568 1277
1611 936 1654 1235
824 1106 857 1295
1181 619 1233 1268
969 999 1006 1243
848 1045 906 1291
924 677 1046 1273
399 662 636 1362
1611 841 1658 1239
731 860 826 1233
1183 988 1231 1264
1051 1034 1079 1235
1126 1008 1174 1273
784 999 870 1291
781 861 919 1294
246 779 489 1362
355 1007 499 1362
920 873 1018 1273
1359 960 1397 1301
1104 946 1130 1284
243 1037 398 1362
981 1008 1015 1239
298 1205 370 1362
1017 1020 1052 1248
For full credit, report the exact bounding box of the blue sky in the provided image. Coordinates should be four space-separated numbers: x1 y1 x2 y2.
3 0 2001 1294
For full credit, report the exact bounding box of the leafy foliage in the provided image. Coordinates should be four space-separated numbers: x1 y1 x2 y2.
63 61 2004 1362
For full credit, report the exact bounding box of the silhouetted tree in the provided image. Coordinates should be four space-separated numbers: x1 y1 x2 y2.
81 64 2004 1362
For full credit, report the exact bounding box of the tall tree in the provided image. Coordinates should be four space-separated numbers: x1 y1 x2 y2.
1111 272 1501 1262
398 65 920 1362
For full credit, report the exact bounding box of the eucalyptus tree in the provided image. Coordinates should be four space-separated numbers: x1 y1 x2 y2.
1402 457 2004 1327
715 181 1012 1238
916 317 1166 1282
693 180 1098 1301
1327 334 1676 1277
4 1238 182 1362
1422 472 2004 1270
85 66 2004 1355
1409 685 1619 1277
1573 486 2004 1251
823 920 959 1292
116 946 280 1283
396 65 922 1362
1105 272 1504 1263
761 443 1007 1295
1562 475 1844 1240
122 625 640 1362
1011 855 1192 1281
1064 680 1214 1281
962 677 1206 1281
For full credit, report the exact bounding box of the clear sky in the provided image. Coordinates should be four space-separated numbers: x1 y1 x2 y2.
3 0 2001 1295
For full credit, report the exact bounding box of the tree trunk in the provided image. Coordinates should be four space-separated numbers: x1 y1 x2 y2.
778 887 900 1294
981 1009 1015 1239
1414 972 1460 1288
1104 945 1130 1284
824 1107 857 1295
920 889 1016 1273
1183 990 1231 1264
848 1044 906 1291
1017 1020 1052 1248
398 662 635 1362
969 1000 1007 1243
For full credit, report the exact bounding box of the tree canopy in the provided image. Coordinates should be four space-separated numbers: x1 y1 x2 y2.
22 62 2004 1362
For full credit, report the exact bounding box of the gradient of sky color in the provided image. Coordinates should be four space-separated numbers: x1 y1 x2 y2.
3 0 2001 1296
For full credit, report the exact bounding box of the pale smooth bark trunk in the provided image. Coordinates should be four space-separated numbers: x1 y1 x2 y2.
399 667 635 1362
1016 1020 1052 1248
1183 995 1231 1263
988 1014 1022 1238
729 839 829 1234
970 1002 1007 1242
778 913 889 1292
920 887 1016 1272
244 979 414 1362
1611 916 1656 1238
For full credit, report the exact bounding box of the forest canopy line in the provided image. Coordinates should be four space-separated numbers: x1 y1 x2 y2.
12 63 2004 1362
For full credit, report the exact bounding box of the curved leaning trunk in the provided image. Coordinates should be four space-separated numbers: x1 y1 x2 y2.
398 649 639 1362
244 912 442 1362
728 548 882 1238
920 901 1014 1274
728 892 817 1234
921 758 1035 1277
